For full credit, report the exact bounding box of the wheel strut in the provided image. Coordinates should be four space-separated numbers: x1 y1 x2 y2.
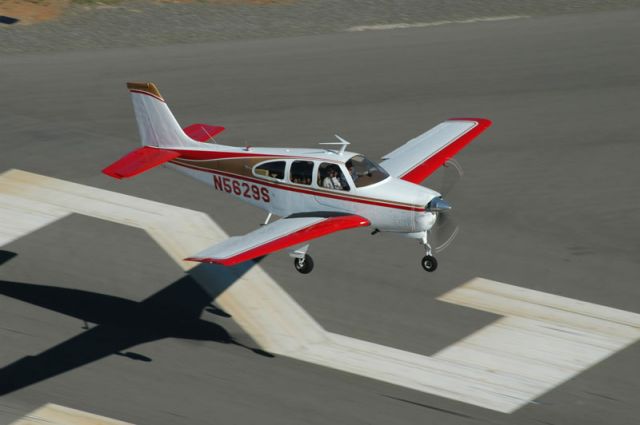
420 231 437 272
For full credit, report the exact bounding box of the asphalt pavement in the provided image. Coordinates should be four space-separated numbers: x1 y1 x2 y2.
3 0 640 54
1 7 639 425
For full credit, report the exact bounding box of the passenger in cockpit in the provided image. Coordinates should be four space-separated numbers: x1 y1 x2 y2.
322 166 343 190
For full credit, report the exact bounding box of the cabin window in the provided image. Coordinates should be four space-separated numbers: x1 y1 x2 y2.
290 161 314 186
318 162 349 191
346 155 389 187
254 161 286 180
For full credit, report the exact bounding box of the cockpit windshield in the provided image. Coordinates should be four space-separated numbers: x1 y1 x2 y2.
346 155 389 188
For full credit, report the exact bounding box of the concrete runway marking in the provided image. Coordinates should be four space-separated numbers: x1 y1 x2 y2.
10 403 131 425
435 278 640 411
1 169 638 413
347 16 528 32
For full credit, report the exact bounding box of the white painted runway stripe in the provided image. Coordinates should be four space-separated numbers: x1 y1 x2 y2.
0 193 69 247
435 278 640 411
1 170 638 413
347 16 528 32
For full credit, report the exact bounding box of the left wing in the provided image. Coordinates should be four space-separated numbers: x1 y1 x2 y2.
186 214 370 266
380 118 491 184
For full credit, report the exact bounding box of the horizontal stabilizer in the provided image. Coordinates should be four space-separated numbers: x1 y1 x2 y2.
102 146 180 179
186 214 370 266
183 123 225 142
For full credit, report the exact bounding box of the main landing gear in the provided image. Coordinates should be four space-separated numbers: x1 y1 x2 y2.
290 244 314 274
294 254 314 274
420 232 438 272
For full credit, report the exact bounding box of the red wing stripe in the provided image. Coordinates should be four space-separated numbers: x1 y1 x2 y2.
185 215 370 266
400 118 492 184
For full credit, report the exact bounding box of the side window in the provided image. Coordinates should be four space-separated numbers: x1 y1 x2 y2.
318 162 349 191
290 161 314 186
254 161 285 180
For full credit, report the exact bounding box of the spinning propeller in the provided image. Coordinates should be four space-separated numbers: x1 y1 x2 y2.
426 159 463 253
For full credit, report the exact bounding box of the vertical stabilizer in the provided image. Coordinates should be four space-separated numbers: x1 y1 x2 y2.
127 82 199 148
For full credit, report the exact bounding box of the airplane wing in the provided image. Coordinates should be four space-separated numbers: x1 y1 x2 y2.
380 118 491 184
185 213 370 266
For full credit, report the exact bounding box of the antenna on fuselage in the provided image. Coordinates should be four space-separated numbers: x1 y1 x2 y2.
201 126 218 144
319 134 350 155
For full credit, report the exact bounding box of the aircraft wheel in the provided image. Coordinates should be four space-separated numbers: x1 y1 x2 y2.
421 255 438 272
294 254 314 274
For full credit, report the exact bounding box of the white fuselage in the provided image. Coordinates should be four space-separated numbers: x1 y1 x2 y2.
168 156 440 234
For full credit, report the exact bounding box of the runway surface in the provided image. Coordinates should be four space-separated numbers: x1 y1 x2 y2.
1 8 640 424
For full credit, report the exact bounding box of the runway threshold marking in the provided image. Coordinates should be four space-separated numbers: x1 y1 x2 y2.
346 15 528 32
10 403 131 425
1 169 638 413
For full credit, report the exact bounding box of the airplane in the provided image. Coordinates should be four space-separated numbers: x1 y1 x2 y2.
103 82 491 274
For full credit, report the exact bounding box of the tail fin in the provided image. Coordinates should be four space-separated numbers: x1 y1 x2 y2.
126 82 199 149
103 82 201 179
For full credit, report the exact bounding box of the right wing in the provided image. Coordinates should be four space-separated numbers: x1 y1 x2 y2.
380 118 491 184
186 213 370 266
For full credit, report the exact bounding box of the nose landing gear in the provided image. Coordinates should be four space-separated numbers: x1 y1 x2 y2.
420 232 438 272
421 255 438 272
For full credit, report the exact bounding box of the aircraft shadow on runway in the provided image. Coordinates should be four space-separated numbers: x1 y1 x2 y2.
0 251 272 397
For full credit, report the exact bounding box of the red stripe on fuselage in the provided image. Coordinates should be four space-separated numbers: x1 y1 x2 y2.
176 150 279 160
171 160 424 212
